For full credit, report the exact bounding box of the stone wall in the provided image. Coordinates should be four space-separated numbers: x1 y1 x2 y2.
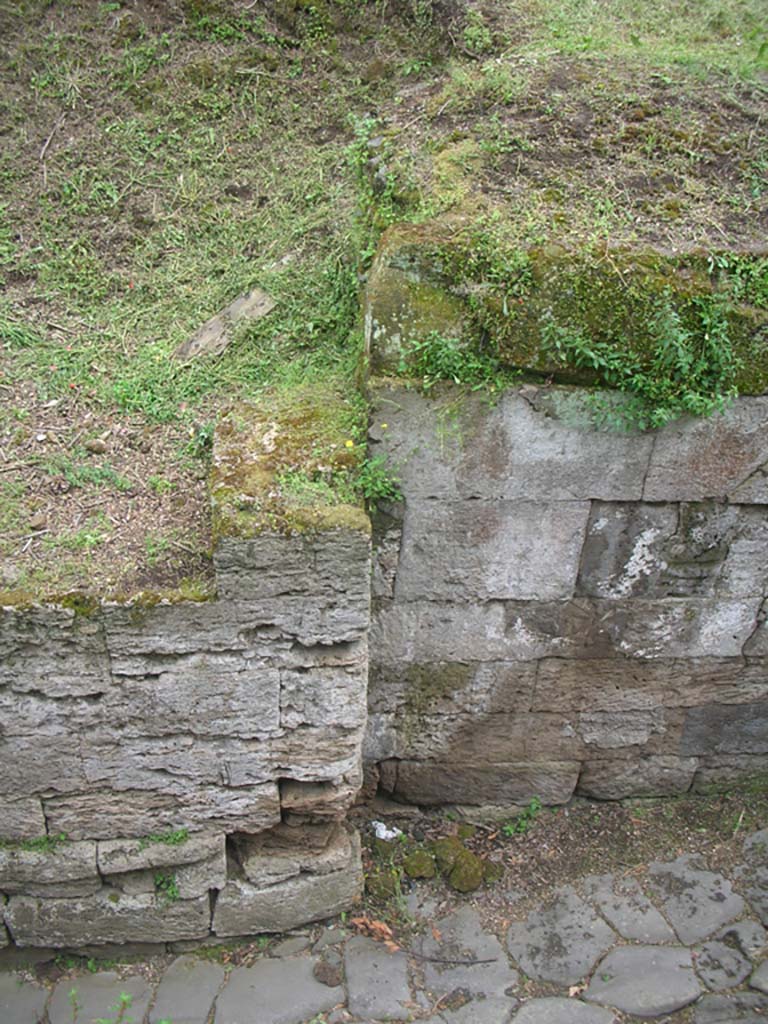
365 383 768 814
0 402 370 949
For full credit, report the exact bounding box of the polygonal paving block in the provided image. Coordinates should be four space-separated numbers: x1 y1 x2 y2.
751 961 768 994
511 997 617 1024
695 991 768 1023
440 995 519 1024
0 973 48 1024
695 939 752 990
49 972 153 1024
582 874 675 944
420 906 519 998
649 855 745 943
345 935 412 1021
214 957 343 1024
150 954 226 1024
507 888 616 985
585 946 700 1018
716 919 767 960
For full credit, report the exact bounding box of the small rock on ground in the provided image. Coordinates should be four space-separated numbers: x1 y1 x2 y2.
507 888 615 985
585 946 700 1017
345 935 412 1021
694 939 752 991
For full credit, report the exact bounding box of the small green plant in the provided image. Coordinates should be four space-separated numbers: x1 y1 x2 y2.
95 991 134 1024
154 871 180 904
401 331 517 393
355 454 402 503
138 827 189 850
68 986 80 1024
148 475 175 495
502 796 542 836
463 9 493 55
0 832 68 853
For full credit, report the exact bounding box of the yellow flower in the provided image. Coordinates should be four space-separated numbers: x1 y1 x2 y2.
344 439 354 448
381 423 388 430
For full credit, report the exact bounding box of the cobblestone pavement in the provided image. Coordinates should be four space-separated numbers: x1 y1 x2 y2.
1 829 766 1024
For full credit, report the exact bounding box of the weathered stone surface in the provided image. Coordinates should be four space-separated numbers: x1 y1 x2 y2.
511 999 616 1024
534 657 768 712
369 385 654 501
695 992 768 1023
692 754 768 793
0 840 99 896
369 660 538 717
213 835 362 937
585 946 700 1016
718 919 767 960
236 823 353 887
214 957 343 1024
507 889 615 985
395 499 590 602
582 875 676 943
644 398 768 502
0 798 48 841
98 831 223 875
386 760 581 807
43 783 281 840
150 955 226 1024
345 935 412 1020
681 702 768 756
49 972 154 1024
0 972 48 1023
577 501 768 599
751 961 768 994
6 890 211 947
420 907 519 998
577 756 698 799
271 935 311 957
280 665 367 730
441 996 519 1024
649 855 745 943
695 938 752 990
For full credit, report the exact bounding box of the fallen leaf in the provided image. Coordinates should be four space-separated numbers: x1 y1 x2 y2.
431 926 442 942
568 984 585 997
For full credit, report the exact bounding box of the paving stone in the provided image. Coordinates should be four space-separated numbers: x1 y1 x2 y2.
695 992 768 1023
742 867 768 926
214 957 342 1024
149 954 226 1024
648 855 745 943
440 994 519 1024
49 972 153 1024
313 926 347 952
420 906 519 997
345 935 412 1021
751 961 768 994
511 997 617 1024
585 946 700 1017
0 973 48 1024
582 874 675 943
271 935 312 957
507 888 615 985
716 919 767 959
744 830 768 863
695 939 752 990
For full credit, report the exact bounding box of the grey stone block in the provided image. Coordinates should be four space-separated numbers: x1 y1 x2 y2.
49 972 154 1024
0 798 47 841
644 398 768 502
0 973 48 1024
751 961 768 994
695 992 768 1023
717 919 766 960
395 499 589 602
419 907 518 998
582 875 676 943
280 665 367 730
585 946 700 1016
507 888 616 985
345 935 412 1020
692 754 768 793
6 890 211 947
214 956 343 1024
695 938 752 990
511 999 616 1024
0 840 99 897
441 996 519 1024
98 831 224 875
213 833 362 937
150 954 226 1024
387 760 581 807
577 756 698 799
681 702 768 756
649 854 745 943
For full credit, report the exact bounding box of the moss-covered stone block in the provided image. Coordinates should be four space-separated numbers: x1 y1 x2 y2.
448 848 484 892
403 849 436 879
432 835 465 873
365 219 768 396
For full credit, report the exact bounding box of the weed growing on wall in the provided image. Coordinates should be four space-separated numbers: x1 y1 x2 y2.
401 331 519 394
